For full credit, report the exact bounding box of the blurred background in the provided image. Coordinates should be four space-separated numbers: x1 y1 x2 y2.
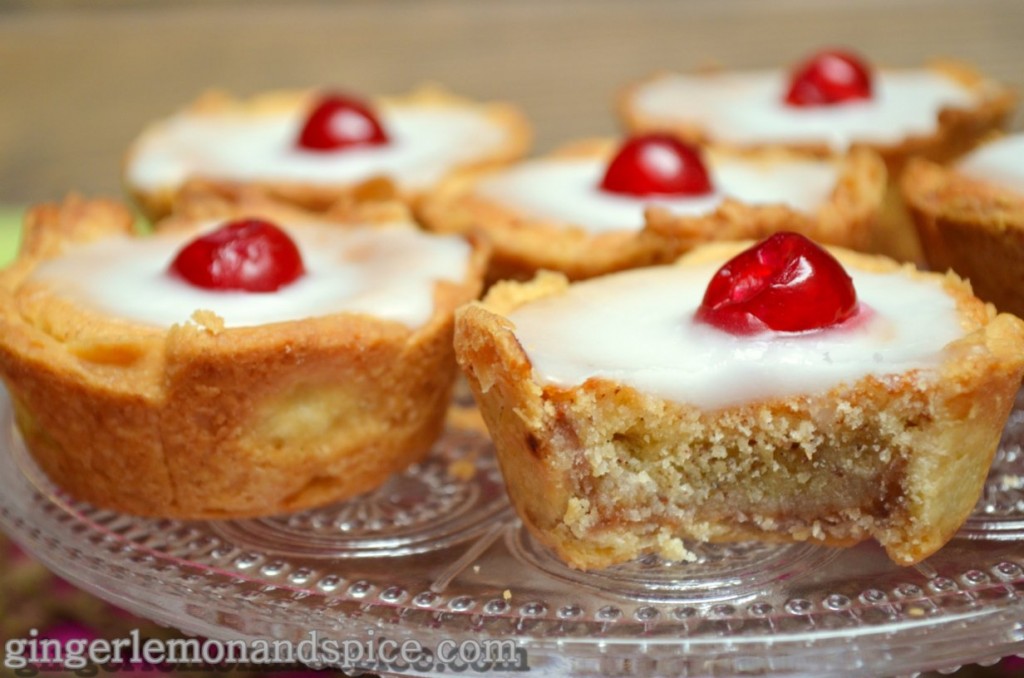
1 0 1022 205
1 1 1024 676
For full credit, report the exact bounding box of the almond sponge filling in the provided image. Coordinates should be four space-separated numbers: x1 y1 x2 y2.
542 379 933 567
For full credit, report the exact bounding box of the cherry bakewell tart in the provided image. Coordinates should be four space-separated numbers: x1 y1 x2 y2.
902 133 1024 318
455 233 1024 569
618 50 1015 262
123 85 531 221
620 51 1012 172
0 195 487 518
419 134 885 282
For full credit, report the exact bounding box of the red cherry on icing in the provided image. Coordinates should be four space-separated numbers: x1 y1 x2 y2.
784 49 873 107
600 134 713 197
170 218 305 292
296 93 389 152
695 232 858 335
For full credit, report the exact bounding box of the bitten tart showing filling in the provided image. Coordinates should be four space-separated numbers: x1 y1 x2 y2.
455 234 1024 570
124 86 531 220
620 50 1013 170
903 134 1024 318
0 196 487 519
419 135 884 282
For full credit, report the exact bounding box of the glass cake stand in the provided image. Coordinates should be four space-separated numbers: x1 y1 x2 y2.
2 385 1024 677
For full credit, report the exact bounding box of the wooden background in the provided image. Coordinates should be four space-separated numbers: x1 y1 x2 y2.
1 0 1022 205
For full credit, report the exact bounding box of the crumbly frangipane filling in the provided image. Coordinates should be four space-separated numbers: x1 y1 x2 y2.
28 221 471 329
506 260 964 410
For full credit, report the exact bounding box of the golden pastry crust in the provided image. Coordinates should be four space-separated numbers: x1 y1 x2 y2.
618 61 1015 174
124 85 532 222
0 195 488 518
419 139 885 283
902 153 1024 318
455 243 1024 569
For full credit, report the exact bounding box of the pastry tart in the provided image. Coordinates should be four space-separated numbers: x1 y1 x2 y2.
420 135 885 282
903 133 1024 318
124 85 531 221
0 195 487 518
618 50 1015 262
620 53 1012 172
455 233 1024 569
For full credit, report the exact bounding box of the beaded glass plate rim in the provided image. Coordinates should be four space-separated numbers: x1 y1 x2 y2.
2 388 1024 661
4 494 1022 646
4 504 1024 656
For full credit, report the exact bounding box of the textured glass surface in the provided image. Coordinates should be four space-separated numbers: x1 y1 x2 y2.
2 387 1024 677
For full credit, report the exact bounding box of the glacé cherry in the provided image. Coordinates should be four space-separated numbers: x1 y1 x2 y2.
784 49 873 107
296 93 389 152
600 134 713 197
170 218 305 292
695 232 858 334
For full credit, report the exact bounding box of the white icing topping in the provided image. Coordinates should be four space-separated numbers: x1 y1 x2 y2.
956 134 1024 197
507 261 963 409
631 70 978 150
127 106 507 193
475 155 838 233
30 222 471 329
